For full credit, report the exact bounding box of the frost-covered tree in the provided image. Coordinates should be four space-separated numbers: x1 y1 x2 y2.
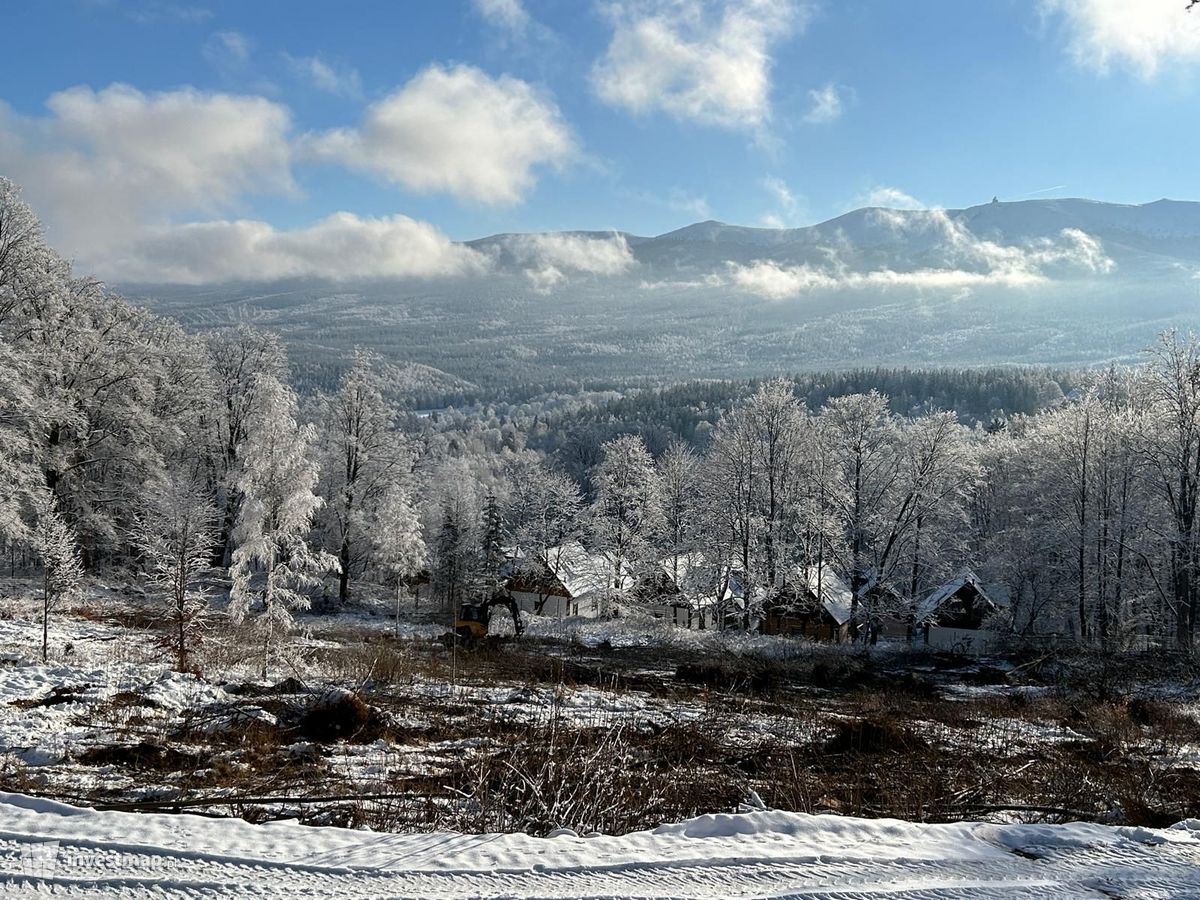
745 380 806 588
205 328 287 566
874 411 980 618
1142 332 1200 651
0 179 215 567
501 455 583 613
319 350 412 604
698 407 758 628
424 458 487 611
819 392 900 633
0 337 39 545
657 441 699 585
792 413 849 599
32 502 83 662
589 435 664 606
229 373 338 679
133 475 219 671
372 485 426 630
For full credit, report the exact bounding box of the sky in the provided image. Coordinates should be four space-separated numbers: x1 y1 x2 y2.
2 0 1200 283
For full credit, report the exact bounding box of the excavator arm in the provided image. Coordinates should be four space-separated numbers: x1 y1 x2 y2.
485 589 525 638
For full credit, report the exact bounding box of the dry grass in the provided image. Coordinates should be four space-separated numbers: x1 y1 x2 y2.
8 618 1200 835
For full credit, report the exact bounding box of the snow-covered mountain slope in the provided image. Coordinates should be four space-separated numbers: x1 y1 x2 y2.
467 198 1200 273
129 197 1200 385
0 792 1197 898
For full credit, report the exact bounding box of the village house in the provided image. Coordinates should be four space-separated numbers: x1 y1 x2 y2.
503 541 632 619
649 555 750 631
914 569 1004 653
760 564 853 643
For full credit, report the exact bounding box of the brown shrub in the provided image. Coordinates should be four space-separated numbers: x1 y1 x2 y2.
294 689 387 743
76 741 204 771
824 718 928 755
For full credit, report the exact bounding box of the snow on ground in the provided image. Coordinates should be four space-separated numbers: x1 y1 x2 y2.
518 610 820 658
0 792 1197 897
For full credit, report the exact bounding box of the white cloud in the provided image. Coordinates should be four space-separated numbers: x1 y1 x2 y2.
858 186 926 210
760 175 804 226
0 84 294 262
499 232 635 291
727 259 1042 299
306 64 575 204
871 207 1115 276
802 82 843 124
284 53 362 98
591 0 806 130
105 213 488 284
473 0 532 35
1041 0 1200 77
122 1 213 24
665 188 713 220
202 30 253 77
724 215 1115 299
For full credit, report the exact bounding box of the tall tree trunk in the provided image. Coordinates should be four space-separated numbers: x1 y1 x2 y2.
338 533 352 605
1077 414 1090 644
41 571 49 663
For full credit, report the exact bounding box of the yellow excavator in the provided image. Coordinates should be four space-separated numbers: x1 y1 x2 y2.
450 588 525 646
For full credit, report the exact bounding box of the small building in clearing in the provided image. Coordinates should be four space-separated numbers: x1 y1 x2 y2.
653 556 751 631
760 565 853 642
915 569 1003 653
505 542 631 619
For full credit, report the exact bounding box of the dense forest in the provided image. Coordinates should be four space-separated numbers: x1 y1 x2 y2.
3 175 1200 674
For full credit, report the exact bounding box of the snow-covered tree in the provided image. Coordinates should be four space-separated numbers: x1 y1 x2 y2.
32 502 83 662
657 441 699 585
0 336 39 545
229 372 338 679
205 328 287 566
698 407 758 628
132 475 219 671
501 455 583 614
887 411 980 610
319 349 412 604
819 391 899 633
373 485 426 629
745 380 806 588
1141 331 1200 651
589 434 664 607
792 413 849 600
424 458 486 611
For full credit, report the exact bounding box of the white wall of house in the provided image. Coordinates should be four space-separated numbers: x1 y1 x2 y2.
511 590 606 619
924 625 999 654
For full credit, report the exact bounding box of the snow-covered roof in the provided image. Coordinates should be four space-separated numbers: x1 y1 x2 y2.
545 541 631 599
801 564 853 626
657 551 707 584
915 569 995 623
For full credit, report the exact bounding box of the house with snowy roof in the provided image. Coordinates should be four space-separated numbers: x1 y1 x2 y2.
643 553 747 630
915 569 1005 653
760 564 853 643
504 541 632 618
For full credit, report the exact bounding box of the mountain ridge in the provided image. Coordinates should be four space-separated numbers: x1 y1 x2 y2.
468 198 1200 249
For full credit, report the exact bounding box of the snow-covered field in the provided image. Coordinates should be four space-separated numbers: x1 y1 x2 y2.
0 792 1198 898
1 576 1200 896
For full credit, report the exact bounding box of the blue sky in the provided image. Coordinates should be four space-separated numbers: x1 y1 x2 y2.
3 0 1200 282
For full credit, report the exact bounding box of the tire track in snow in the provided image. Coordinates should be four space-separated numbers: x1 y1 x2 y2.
1 832 1198 899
